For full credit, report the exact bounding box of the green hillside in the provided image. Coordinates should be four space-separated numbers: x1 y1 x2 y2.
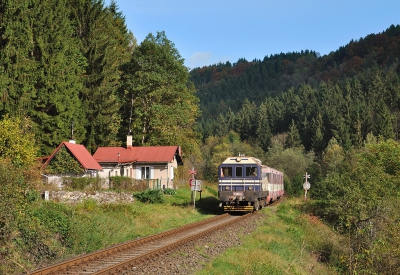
191 24 400 152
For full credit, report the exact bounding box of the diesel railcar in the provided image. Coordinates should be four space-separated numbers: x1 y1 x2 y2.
218 156 284 212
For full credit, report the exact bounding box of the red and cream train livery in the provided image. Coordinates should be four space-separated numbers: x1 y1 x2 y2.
218 156 284 212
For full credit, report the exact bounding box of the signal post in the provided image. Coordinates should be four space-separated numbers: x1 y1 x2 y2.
189 168 202 208
303 172 311 201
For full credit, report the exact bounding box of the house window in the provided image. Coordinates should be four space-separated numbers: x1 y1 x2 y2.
141 167 150 179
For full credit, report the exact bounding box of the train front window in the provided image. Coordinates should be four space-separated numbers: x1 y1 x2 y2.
235 166 243 177
220 167 232 177
246 167 257 177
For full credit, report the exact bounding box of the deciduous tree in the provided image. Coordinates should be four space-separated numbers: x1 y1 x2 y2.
122 31 200 155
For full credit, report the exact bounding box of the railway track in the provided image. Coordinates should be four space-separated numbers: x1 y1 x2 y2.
26 213 252 275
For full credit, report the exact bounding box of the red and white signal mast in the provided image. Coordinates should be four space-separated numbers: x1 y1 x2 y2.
303 172 311 200
188 167 202 207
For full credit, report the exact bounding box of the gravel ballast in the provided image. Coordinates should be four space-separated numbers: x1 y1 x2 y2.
124 213 263 275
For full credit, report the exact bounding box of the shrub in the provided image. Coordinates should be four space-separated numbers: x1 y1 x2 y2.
109 176 133 190
109 177 150 192
163 188 176 195
133 189 164 203
65 177 102 190
26 189 40 202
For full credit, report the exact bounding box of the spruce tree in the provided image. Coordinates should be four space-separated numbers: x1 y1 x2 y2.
0 0 86 154
70 0 133 152
256 102 272 152
285 119 302 149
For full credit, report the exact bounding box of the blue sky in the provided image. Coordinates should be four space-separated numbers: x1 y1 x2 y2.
106 0 400 70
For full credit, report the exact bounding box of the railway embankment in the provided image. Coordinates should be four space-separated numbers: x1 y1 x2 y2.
10 187 344 275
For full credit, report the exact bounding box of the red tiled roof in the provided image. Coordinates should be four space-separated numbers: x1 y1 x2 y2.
93 146 181 164
43 141 102 171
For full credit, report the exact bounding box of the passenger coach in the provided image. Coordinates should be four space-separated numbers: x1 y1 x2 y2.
218 156 284 212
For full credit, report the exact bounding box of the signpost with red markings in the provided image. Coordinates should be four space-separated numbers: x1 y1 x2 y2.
188 168 196 186
189 167 201 207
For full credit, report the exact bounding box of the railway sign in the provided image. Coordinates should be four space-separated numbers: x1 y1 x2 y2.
303 172 311 200
188 168 197 175
191 180 202 192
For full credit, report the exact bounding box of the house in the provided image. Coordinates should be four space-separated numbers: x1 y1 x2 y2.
93 134 183 189
41 140 103 189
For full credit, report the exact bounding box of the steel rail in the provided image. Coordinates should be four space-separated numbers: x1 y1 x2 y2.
92 213 250 275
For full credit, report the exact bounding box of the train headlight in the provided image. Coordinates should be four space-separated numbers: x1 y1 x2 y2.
225 186 230 190
248 186 253 190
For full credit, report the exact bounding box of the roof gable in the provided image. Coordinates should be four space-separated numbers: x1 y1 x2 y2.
43 141 102 171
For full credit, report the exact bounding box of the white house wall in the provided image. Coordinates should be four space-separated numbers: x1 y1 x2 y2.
97 158 179 188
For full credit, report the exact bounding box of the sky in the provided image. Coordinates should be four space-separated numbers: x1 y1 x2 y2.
105 0 400 70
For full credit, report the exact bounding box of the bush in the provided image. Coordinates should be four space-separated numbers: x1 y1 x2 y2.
133 189 164 203
109 177 150 192
163 188 176 195
64 177 102 190
32 202 72 244
26 189 40 202
109 176 133 190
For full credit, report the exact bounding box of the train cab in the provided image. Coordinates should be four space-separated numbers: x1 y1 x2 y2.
218 156 284 212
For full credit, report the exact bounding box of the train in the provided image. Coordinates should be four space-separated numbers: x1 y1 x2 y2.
218 156 284 212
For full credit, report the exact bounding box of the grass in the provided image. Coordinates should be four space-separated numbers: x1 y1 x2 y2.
12 184 347 275
195 198 348 275
16 183 219 273
63 189 217 256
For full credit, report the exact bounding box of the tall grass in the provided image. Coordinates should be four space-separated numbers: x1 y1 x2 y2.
196 198 347 275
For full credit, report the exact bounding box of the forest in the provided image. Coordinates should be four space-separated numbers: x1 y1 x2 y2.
192 24 400 153
0 0 200 156
189 24 400 274
0 0 400 274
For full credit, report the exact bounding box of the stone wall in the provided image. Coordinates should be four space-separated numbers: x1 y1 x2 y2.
43 191 134 204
